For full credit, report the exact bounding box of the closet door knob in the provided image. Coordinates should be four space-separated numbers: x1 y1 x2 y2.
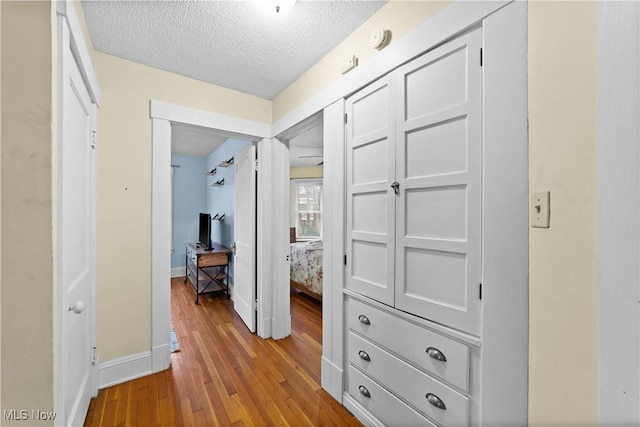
358 350 371 361
358 385 371 398
68 301 85 314
426 347 447 362
426 393 446 410
391 181 400 195
358 315 370 325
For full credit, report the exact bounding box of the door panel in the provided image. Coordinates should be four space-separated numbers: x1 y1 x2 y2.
346 77 395 306
234 144 257 332
395 29 482 335
60 21 96 426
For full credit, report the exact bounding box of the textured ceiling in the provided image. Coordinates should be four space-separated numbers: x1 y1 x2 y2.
81 0 387 100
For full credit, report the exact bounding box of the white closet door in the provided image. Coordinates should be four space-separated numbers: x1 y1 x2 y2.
345 76 396 306
394 29 483 335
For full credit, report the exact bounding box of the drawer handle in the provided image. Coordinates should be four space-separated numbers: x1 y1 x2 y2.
426 347 447 362
358 350 371 361
358 385 371 398
358 315 371 325
426 393 446 410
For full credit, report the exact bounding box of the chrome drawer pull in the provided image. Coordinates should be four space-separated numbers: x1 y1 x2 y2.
358 350 371 361
426 347 447 362
358 385 371 398
426 393 446 410
358 314 371 325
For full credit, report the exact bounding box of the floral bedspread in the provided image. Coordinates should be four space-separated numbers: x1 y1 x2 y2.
290 240 323 295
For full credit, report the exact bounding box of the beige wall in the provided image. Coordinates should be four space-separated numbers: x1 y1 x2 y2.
528 1 598 424
0 1 56 425
290 166 323 180
92 53 271 360
272 0 450 121
72 0 270 361
0 1 603 425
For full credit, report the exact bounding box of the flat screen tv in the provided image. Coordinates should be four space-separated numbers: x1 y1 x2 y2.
198 213 212 250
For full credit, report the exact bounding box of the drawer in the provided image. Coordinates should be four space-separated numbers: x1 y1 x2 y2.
347 365 436 427
348 332 469 426
198 252 228 267
347 297 470 392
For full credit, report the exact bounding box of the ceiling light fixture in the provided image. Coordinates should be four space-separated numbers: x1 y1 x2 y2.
258 0 296 16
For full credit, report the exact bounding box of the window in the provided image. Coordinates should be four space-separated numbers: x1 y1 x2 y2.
291 179 322 240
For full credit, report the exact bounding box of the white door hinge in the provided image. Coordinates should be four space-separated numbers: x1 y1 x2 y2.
91 346 98 365
91 131 97 150
254 159 259 171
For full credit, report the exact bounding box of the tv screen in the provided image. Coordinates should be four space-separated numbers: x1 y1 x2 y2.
198 213 212 250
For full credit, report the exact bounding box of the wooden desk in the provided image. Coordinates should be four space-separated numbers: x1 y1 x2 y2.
184 242 231 304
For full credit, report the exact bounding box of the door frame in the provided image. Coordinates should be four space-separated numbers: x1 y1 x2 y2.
55 1 101 423
597 2 640 424
150 101 275 371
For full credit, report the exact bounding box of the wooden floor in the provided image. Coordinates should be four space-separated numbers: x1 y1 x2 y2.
84 277 361 427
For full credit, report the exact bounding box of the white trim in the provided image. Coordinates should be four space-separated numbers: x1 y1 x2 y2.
480 2 528 424
171 267 185 278
256 138 291 339
98 351 153 389
320 356 343 402
150 100 270 139
56 0 101 105
597 1 640 424
151 118 172 374
321 99 346 402
342 393 385 427
271 0 510 137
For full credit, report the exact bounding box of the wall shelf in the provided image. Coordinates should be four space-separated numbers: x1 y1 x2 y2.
218 157 234 167
204 168 217 176
210 178 225 187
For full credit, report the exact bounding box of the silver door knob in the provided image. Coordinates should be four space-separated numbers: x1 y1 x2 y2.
68 301 85 314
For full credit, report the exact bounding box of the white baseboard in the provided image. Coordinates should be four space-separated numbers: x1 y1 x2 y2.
342 393 384 427
321 356 343 402
98 351 152 389
171 267 185 278
152 342 171 373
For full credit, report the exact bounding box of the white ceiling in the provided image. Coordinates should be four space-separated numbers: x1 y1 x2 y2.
82 0 385 163
82 0 383 165
81 0 387 100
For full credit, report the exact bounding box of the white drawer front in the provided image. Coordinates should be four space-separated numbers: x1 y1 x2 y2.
348 331 468 427
347 365 436 427
347 297 470 392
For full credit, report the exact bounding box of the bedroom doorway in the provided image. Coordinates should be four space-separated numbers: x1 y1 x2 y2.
278 112 325 333
170 124 259 329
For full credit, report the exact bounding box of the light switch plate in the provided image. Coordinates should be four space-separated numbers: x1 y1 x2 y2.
531 191 550 228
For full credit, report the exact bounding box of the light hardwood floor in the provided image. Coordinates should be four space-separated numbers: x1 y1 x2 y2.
83 277 361 427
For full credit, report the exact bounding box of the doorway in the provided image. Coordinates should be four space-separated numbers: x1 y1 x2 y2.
281 113 325 335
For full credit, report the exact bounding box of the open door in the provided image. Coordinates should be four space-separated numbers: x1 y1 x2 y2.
233 144 257 332
58 17 98 426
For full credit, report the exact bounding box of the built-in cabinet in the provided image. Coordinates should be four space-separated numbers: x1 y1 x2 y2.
343 28 487 426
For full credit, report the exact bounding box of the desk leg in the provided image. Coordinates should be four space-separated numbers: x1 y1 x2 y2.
195 264 200 304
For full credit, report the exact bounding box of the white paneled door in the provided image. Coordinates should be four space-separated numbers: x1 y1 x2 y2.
345 28 483 335
395 29 483 335
59 19 97 426
234 144 257 332
345 76 396 306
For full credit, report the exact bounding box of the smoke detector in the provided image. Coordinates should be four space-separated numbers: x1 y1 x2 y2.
370 28 390 50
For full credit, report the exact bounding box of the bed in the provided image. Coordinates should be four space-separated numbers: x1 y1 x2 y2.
290 239 323 301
